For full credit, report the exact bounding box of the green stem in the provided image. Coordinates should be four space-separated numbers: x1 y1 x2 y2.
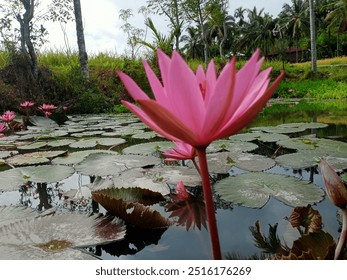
335 208 347 260
196 148 222 260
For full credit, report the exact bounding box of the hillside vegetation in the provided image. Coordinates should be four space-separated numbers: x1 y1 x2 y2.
0 50 346 114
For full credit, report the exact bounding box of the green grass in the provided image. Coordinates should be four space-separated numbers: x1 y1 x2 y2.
1 49 347 114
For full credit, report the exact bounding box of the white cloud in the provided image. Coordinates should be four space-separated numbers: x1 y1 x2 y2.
26 0 289 55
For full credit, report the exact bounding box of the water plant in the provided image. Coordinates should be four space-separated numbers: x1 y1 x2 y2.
117 48 284 259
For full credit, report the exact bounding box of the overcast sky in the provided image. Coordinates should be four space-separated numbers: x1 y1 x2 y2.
38 0 289 56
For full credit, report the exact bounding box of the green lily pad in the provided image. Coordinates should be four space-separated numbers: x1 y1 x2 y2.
17 141 48 150
122 141 174 155
0 212 126 259
214 172 325 208
132 131 160 139
5 150 68 166
51 150 119 165
90 170 171 196
0 165 75 191
75 153 161 176
0 151 18 159
275 151 327 169
47 139 77 147
277 137 347 154
207 140 258 153
69 137 126 149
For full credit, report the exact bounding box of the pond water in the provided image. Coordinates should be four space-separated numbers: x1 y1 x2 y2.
0 99 346 260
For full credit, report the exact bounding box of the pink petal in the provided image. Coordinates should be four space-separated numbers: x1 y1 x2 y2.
137 99 199 145
121 101 180 142
167 52 205 133
117 71 150 101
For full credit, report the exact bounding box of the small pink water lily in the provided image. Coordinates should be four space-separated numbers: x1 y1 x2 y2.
20 101 34 108
0 110 16 123
0 123 6 133
38 104 57 111
118 49 284 259
163 141 197 161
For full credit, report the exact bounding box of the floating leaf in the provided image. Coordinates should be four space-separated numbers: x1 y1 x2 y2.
122 141 174 155
92 191 172 228
189 152 275 174
0 206 38 227
0 151 18 159
16 141 48 151
275 152 319 169
6 150 68 166
132 131 160 139
75 153 161 176
0 165 75 191
214 172 325 208
0 213 126 259
29 116 58 128
207 140 258 153
47 139 77 147
69 137 126 149
90 170 171 196
51 150 118 165
0 244 98 260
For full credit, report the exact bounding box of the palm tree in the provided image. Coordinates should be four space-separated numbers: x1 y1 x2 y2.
278 0 309 62
180 26 204 59
325 0 347 56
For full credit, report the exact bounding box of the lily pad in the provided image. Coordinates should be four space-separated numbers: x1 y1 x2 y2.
214 172 325 208
90 170 171 196
0 213 126 259
0 244 98 260
207 140 258 153
188 152 276 173
51 150 119 165
122 141 174 155
16 141 48 151
0 165 75 191
132 131 160 139
277 137 347 154
69 137 126 149
6 150 68 166
0 206 38 227
92 190 172 228
75 153 161 176
0 151 18 159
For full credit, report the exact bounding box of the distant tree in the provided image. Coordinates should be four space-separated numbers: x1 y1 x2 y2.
278 0 309 62
146 0 184 50
181 0 223 64
137 17 175 56
119 9 145 59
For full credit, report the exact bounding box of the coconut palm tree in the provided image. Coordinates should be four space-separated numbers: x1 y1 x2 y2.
278 0 310 62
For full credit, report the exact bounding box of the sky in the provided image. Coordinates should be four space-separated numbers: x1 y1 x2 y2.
12 0 290 56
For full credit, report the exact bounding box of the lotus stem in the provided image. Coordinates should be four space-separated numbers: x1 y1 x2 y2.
335 208 347 260
196 148 222 260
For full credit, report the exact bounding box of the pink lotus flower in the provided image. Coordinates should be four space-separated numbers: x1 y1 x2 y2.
0 110 16 123
20 101 34 108
162 141 197 161
118 49 283 148
0 123 6 133
38 104 57 111
118 49 284 259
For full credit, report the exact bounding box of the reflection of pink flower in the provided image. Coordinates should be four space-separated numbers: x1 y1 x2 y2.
163 141 197 161
20 101 34 108
0 111 16 123
175 181 190 201
38 104 57 111
0 123 6 133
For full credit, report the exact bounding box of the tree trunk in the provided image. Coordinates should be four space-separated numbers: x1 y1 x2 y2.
73 0 89 80
18 0 38 79
309 0 317 74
